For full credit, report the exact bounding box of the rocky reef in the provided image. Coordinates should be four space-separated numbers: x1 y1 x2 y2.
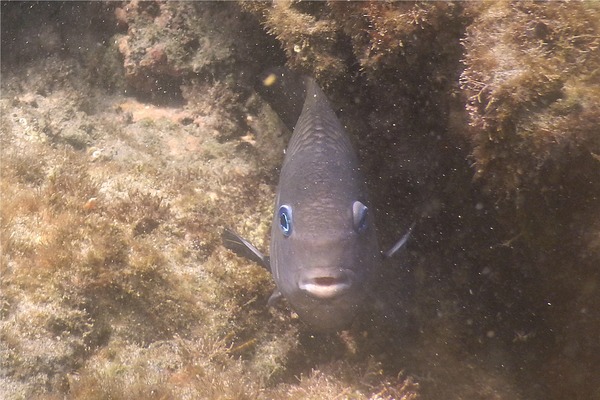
460 2 600 398
1 1 598 399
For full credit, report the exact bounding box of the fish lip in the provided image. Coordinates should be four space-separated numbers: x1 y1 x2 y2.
298 269 355 299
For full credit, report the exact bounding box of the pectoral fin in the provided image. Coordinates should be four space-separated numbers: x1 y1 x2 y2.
267 289 283 307
222 228 271 271
382 222 416 259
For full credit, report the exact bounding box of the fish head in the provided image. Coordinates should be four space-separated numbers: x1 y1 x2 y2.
270 194 381 331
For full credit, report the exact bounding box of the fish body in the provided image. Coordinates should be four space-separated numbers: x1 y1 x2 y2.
268 77 380 331
223 71 412 331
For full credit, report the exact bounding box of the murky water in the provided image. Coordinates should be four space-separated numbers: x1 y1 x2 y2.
1 2 598 399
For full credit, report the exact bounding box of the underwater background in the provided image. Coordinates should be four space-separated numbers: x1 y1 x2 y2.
1 1 599 399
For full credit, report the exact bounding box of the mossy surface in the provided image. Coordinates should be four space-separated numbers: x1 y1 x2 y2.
1 1 599 400
461 2 600 201
460 3 600 398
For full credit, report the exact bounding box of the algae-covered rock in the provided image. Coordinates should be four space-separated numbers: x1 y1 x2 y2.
461 1 600 220
0 5 281 398
114 1 276 97
2 1 599 400
242 1 349 85
115 1 233 95
461 2 600 398
114 1 283 152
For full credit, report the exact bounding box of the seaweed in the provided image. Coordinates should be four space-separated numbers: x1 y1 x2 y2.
2 1 600 399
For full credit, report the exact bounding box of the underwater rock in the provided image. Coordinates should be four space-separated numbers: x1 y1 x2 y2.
461 2 600 398
115 1 284 145
461 1 600 203
114 1 273 98
2 1 599 399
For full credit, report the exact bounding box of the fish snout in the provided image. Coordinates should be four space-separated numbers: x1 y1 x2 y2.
298 269 355 299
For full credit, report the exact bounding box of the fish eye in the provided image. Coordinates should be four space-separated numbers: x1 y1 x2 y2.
278 205 293 236
353 201 368 232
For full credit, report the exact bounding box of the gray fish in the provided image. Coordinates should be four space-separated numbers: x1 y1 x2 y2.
223 70 412 331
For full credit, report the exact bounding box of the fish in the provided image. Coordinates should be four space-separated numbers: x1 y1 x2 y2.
223 69 413 331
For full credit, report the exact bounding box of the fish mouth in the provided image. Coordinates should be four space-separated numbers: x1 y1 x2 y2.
298 270 354 299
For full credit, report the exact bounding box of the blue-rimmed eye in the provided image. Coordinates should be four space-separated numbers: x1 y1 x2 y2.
278 205 293 236
353 201 368 232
